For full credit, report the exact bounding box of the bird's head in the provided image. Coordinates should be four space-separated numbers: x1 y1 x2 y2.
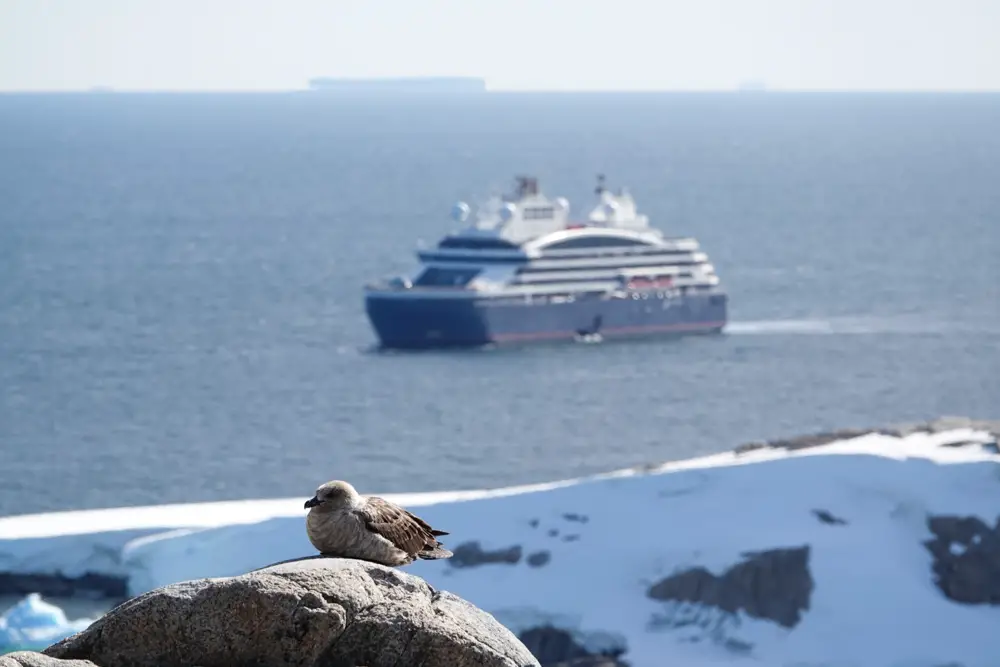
304 480 360 512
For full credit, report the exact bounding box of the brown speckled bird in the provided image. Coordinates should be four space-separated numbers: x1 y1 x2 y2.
303 480 452 566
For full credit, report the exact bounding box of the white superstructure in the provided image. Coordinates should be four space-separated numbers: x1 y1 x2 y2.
394 175 721 298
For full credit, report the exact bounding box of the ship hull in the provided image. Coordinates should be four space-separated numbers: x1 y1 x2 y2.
365 290 727 350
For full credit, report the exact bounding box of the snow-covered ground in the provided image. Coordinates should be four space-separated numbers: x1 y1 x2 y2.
1 428 998 666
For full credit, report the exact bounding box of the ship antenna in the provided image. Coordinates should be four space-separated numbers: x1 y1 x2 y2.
595 173 606 195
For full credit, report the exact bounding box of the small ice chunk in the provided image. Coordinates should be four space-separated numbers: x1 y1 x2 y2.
0 593 95 651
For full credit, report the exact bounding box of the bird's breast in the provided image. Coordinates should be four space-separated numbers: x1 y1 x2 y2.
307 509 366 554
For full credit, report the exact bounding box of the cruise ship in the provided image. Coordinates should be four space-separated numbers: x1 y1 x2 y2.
364 176 728 349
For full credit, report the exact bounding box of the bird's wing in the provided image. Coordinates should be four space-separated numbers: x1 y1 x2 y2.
357 497 440 556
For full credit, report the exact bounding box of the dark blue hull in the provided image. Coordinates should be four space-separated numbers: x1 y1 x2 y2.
365 290 727 349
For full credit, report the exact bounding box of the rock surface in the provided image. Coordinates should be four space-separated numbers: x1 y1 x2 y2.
42 557 539 667
647 546 813 628
925 514 1000 605
0 653 98 667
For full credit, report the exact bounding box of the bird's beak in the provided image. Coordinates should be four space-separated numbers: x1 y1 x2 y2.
304 496 321 509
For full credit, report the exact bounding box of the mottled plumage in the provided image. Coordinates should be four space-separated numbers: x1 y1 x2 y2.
304 480 452 566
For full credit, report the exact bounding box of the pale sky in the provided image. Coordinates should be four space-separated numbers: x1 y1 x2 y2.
1 0 998 92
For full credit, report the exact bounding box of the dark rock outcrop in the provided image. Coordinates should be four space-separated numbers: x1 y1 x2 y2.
41 557 539 667
519 627 594 665
449 541 523 568
732 441 768 455
647 546 813 628
812 509 848 526
925 514 1000 605
762 428 887 451
518 627 627 667
900 416 1000 437
526 551 551 567
548 660 628 667
732 416 1000 455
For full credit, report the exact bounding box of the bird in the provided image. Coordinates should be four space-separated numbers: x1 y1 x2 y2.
303 480 453 566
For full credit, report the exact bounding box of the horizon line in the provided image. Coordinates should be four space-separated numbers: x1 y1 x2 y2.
2 87 1000 95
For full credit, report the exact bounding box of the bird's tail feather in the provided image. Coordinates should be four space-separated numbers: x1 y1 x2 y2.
418 546 453 560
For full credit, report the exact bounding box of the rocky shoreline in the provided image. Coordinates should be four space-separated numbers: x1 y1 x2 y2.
1 416 997 666
730 415 999 456
1 416 996 606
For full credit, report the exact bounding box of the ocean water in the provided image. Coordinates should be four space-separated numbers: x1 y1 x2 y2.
0 92 997 517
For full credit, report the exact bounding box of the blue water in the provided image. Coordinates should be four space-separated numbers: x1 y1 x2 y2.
1 92 997 517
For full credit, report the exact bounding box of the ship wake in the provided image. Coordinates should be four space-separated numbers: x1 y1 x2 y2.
725 315 984 336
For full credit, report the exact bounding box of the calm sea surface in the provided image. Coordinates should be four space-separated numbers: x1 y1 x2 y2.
0 92 997 517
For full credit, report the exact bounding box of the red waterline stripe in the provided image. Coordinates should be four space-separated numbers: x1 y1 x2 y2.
490 320 727 342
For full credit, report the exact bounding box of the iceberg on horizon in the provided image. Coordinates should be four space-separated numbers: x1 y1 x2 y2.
306 76 487 94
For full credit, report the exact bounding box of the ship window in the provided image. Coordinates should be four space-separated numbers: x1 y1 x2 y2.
543 236 650 250
414 267 481 287
438 237 518 250
524 207 554 220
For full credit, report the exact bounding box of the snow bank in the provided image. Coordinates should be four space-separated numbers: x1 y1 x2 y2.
1 427 998 666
